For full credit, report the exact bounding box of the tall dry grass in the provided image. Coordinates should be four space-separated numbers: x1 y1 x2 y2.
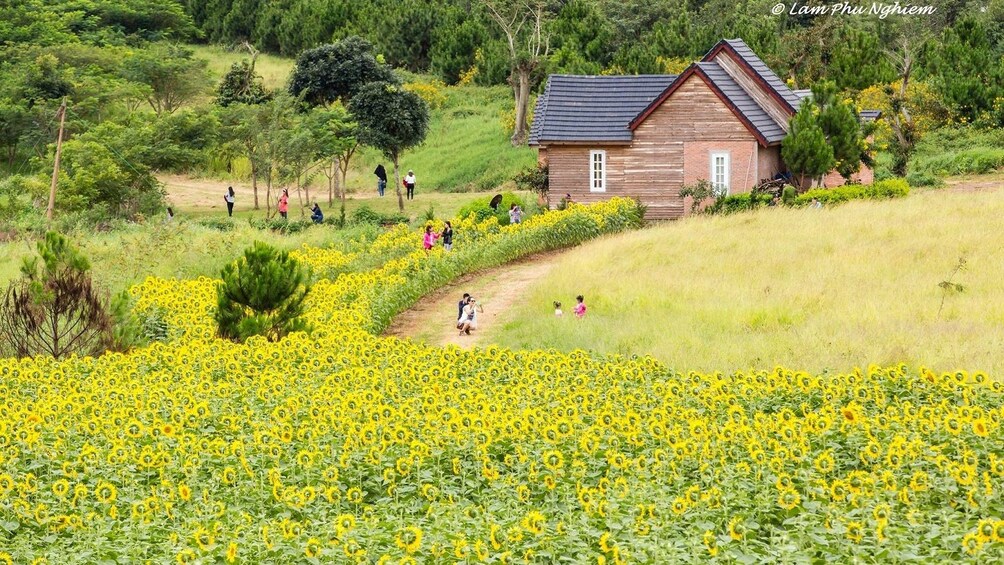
491 190 1004 375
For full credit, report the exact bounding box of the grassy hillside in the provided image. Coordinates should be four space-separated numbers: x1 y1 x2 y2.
490 189 1004 374
347 85 537 193
189 44 534 193
189 44 295 91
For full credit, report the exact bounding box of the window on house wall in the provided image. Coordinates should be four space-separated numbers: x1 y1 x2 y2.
710 152 730 195
590 150 606 192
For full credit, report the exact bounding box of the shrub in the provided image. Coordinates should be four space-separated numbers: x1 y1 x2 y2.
906 170 942 187
794 178 909 205
514 164 549 202
215 242 312 342
403 81 447 109
198 218 236 232
705 192 774 215
351 205 409 226
457 192 528 225
782 185 797 205
248 217 314 234
0 232 114 358
679 179 718 212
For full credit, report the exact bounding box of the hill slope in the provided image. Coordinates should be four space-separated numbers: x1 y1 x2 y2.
488 189 1004 374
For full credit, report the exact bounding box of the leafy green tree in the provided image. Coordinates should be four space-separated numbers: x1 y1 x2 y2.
0 99 32 167
56 121 165 218
811 81 865 180
216 59 270 107
121 44 210 115
921 16 1004 126
782 103 834 188
429 13 489 83
829 27 895 92
288 36 398 106
351 82 429 212
0 232 113 359
215 241 312 343
549 0 615 74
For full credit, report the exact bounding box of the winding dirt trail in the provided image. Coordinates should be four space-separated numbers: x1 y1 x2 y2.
383 251 563 348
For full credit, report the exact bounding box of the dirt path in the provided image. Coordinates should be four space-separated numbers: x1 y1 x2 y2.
384 251 563 348
943 173 1004 193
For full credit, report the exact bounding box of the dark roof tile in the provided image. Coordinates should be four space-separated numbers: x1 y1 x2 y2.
722 39 802 111
529 75 676 144
697 61 786 144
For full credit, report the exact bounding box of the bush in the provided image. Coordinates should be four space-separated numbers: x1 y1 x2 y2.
678 179 717 213
198 218 236 232
782 185 797 205
248 217 315 234
351 205 409 226
794 178 910 206
514 164 549 201
906 170 942 187
215 242 312 342
705 192 774 215
0 232 114 358
457 192 528 225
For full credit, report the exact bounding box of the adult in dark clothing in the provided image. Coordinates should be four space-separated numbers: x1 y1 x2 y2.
310 202 324 224
374 164 387 197
457 293 470 327
441 221 453 251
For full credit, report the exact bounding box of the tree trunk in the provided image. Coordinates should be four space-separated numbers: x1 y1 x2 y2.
511 66 531 146
329 157 337 206
251 160 260 210
394 155 404 213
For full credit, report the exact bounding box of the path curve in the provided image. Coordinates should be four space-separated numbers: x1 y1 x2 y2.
384 251 564 348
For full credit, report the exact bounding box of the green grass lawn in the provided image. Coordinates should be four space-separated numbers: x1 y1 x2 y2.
189 44 295 91
488 188 1004 375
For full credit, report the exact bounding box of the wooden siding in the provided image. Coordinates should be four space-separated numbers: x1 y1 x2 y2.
546 75 761 220
712 51 792 133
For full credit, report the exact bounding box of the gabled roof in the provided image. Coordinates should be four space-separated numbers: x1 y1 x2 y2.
628 62 784 145
528 75 676 145
705 39 802 113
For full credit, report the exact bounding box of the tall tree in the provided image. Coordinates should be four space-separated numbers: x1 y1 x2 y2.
811 81 865 180
121 44 210 115
351 82 429 212
288 36 398 106
782 102 834 188
482 0 552 146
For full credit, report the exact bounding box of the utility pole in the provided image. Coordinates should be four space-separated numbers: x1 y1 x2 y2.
46 98 67 223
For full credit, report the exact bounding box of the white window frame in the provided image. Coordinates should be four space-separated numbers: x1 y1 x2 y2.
589 150 606 192
710 151 730 196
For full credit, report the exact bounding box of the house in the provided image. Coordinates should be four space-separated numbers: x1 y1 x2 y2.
529 38 876 219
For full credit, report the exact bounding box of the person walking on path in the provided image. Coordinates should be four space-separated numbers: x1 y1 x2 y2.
441 221 453 251
278 189 289 220
224 186 235 217
404 170 417 200
423 224 439 251
574 295 587 318
310 202 324 224
374 164 388 197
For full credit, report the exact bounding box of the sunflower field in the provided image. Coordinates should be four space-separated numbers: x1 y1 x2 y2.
2 198 1004 563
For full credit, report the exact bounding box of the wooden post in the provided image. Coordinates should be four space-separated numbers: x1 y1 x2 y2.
46 98 67 223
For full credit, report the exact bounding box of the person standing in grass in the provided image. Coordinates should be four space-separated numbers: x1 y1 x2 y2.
574 295 586 318
278 189 289 220
404 170 417 200
224 186 235 217
374 164 387 197
441 221 453 251
423 224 439 251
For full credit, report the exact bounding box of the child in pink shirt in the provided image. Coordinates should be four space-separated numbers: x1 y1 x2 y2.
573 295 586 318
423 225 439 251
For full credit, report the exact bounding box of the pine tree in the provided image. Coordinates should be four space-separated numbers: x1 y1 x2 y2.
215 242 312 342
812 81 864 180
782 103 834 188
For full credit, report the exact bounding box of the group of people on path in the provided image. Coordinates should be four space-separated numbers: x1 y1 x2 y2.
223 186 324 224
373 165 417 200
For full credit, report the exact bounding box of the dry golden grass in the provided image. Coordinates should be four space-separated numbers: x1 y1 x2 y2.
491 189 1004 375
